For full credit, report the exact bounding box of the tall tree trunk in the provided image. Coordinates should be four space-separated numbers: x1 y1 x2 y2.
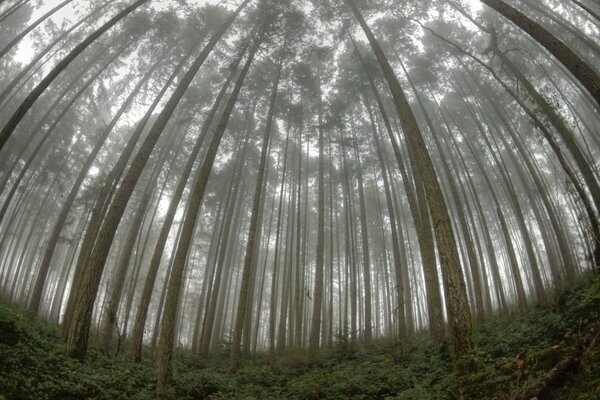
480 0 600 109
346 0 473 359
357 32 444 341
571 0 600 22
64 2 248 360
155 29 260 392
268 124 291 354
309 73 327 354
128 47 242 363
28 57 160 312
497 208 528 316
231 43 281 370
350 121 373 343
0 0 149 152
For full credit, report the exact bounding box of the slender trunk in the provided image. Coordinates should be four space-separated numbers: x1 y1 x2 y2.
64 4 246 359
268 125 290 354
309 73 326 354
351 121 372 343
0 0 29 24
0 0 72 60
155 28 259 391
571 0 600 21
497 208 528 315
346 0 473 359
231 44 281 369
480 0 600 108
0 0 149 152
29 57 160 312
128 46 242 363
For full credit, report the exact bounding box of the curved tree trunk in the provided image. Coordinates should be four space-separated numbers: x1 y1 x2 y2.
64 2 247 360
0 0 149 152
0 1 112 106
128 46 242 363
480 0 600 109
231 43 282 369
62 51 190 338
28 56 160 312
571 0 600 22
345 0 473 360
155 26 259 392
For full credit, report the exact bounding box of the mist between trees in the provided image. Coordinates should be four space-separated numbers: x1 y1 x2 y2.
0 0 598 394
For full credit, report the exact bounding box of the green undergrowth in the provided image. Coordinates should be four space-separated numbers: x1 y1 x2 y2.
1 274 599 399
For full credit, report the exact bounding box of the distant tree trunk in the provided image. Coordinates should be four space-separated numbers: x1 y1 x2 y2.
251 159 277 353
366 99 406 336
28 57 160 312
496 208 527 316
155 29 260 392
293 131 306 349
277 147 298 352
350 122 372 343
0 0 149 152
268 126 291 354
326 134 336 347
64 3 247 359
309 73 327 354
231 44 281 370
346 0 473 360
340 135 358 344
128 47 242 363
480 0 600 108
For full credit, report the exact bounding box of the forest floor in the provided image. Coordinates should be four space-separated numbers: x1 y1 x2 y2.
1 275 599 400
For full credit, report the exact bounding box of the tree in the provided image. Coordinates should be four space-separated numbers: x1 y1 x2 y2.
156 23 262 391
344 0 474 361
230 41 284 371
480 0 600 109
65 1 250 359
0 0 149 152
